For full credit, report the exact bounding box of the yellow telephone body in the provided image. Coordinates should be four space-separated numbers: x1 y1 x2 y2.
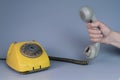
6 41 50 73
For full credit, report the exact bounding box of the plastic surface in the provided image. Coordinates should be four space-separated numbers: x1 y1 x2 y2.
6 41 50 72
80 6 100 59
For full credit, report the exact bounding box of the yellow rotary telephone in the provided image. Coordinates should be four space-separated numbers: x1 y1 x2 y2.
6 41 50 73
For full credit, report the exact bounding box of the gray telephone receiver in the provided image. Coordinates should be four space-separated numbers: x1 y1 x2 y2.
80 6 100 59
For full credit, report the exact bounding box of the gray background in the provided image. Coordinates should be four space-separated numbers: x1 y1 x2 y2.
0 0 120 80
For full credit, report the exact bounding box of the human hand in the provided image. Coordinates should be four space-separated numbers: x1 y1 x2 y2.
86 20 112 44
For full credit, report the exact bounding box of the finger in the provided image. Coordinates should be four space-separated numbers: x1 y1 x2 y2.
86 23 92 29
88 29 101 34
96 20 106 29
89 34 103 38
90 38 101 43
87 20 101 29
92 20 107 30
87 25 99 31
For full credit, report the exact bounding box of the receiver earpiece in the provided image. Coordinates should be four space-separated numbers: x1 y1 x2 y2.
84 43 100 59
80 6 100 59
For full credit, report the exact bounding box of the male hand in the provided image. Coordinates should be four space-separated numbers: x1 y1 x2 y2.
86 20 112 44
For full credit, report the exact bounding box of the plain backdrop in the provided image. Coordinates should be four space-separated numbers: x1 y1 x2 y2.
0 0 120 59
0 0 120 80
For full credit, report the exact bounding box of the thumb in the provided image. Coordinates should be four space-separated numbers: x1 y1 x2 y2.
96 20 107 30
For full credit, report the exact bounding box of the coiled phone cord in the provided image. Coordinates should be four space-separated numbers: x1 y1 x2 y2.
49 56 89 65
0 57 88 65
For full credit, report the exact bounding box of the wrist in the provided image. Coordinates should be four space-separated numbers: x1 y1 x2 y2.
108 31 120 48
